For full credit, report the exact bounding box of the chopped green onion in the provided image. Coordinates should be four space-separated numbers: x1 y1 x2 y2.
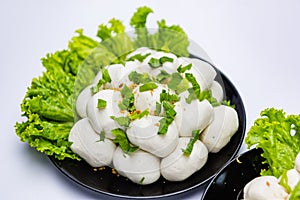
110 116 131 127
91 69 112 94
182 130 201 156
177 63 192 73
167 73 183 91
156 70 171 83
129 109 149 120
159 89 180 104
128 71 152 84
118 85 135 112
111 128 139 154
159 56 174 64
139 82 158 92
148 57 161 68
127 53 151 62
139 177 145 184
98 131 106 142
97 99 107 109
148 56 174 68
158 101 176 135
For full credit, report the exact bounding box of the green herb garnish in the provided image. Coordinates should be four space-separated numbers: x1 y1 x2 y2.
139 82 158 92
167 73 183 91
159 89 180 104
148 56 174 68
91 69 112 94
129 109 149 120
98 131 106 142
139 177 145 184
110 116 131 127
128 71 152 84
182 130 201 156
177 63 192 73
97 99 107 109
111 128 139 154
158 101 176 135
127 53 151 62
156 70 171 83
118 85 135 112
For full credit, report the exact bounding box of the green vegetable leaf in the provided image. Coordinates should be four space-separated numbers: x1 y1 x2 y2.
118 85 135 112
155 102 162 115
159 56 174 64
245 108 300 178
129 109 149 120
148 57 161 68
110 116 131 127
167 73 183 91
139 82 158 92
156 70 171 83
128 71 152 84
148 56 174 68
130 6 153 47
91 69 112 94
289 181 300 200
98 131 106 142
158 101 176 135
182 130 201 156
279 170 292 193
97 99 107 109
159 89 180 104
127 53 150 62
177 63 192 73
111 129 139 154
139 177 145 184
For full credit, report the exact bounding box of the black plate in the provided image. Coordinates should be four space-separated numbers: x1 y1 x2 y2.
201 148 269 200
48 66 246 199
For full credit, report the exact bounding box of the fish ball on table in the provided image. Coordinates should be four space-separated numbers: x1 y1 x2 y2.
243 176 288 200
76 84 94 118
68 118 116 167
127 115 179 158
174 95 213 137
200 105 239 153
113 147 161 185
86 89 127 139
161 137 208 182
210 81 224 102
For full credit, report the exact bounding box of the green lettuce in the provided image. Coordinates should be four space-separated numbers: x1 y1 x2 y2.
15 6 190 160
245 108 300 178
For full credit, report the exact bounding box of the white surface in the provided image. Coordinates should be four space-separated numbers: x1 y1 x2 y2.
1 0 300 199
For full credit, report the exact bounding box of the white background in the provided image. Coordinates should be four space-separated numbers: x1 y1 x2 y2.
1 0 300 199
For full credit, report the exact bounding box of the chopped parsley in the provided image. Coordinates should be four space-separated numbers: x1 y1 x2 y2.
139 82 158 92
182 130 201 156
97 99 107 109
128 71 152 84
127 53 151 62
111 128 139 154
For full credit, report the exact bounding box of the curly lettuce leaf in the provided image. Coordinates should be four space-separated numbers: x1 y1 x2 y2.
245 108 300 178
16 6 190 161
15 31 99 160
